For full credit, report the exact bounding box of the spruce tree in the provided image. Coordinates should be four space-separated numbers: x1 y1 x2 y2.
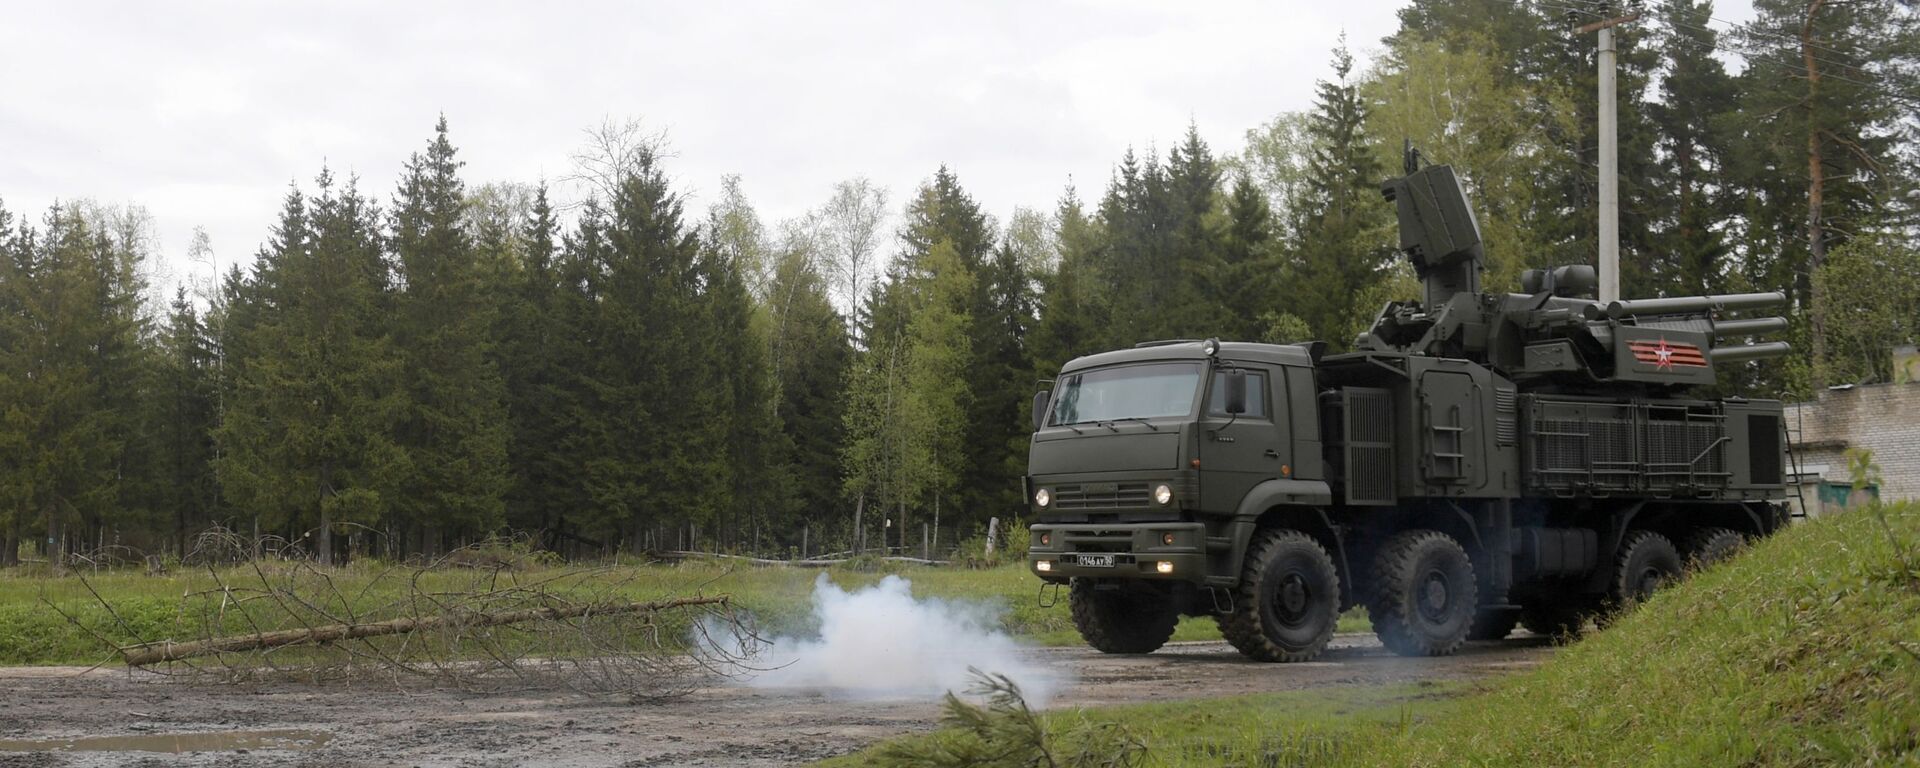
1164 125 1227 336
0 200 26 564
490 184 584 544
1292 41 1390 348
1030 188 1108 367
764 246 851 547
1216 173 1280 343
1649 0 1739 297
155 287 218 555
1096 150 1176 344
389 117 510 551
700 235 787 552
215 173 404 564
565 148 716 550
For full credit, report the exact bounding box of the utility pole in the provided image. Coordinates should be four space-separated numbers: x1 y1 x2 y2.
1578 9 1640 303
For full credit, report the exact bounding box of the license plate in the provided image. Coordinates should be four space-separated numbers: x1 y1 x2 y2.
1077 554 1114 568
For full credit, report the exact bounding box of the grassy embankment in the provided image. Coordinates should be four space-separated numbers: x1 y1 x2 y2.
827 502 1920 767
0 554 1366 666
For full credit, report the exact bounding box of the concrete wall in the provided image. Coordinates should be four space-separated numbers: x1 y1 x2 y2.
1783 381 1920 504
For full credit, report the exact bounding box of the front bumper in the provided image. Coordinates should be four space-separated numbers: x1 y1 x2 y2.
1027 522 1208 582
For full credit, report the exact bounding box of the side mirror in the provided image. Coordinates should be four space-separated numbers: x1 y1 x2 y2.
1031 390 1051 431
1223 369 1247 415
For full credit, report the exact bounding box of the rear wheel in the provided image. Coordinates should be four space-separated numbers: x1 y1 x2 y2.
1683 527 1745 571
1069 578 1178 654
1369 530 1478 657
1607 530 1683 615
1217 529 1341 662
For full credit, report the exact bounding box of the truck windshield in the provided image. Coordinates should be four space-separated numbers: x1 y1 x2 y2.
1049 362 1202 426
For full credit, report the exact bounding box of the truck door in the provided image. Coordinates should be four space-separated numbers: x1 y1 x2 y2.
1200 365 1288 513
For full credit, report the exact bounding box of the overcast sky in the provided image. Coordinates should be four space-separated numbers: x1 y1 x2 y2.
2 1 1754 295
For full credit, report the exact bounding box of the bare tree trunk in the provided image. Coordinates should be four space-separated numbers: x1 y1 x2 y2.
931 493 940 560
48 502 66 572
1804 0 1831 391
852 493 865 555
1 516 17 567
316 464 334 566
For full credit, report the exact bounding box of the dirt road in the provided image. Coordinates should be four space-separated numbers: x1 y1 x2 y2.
0 634 1554 767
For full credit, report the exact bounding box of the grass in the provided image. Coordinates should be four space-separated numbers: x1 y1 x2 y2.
815 681 1471 768
0 554 1366 666
827 502 1920 767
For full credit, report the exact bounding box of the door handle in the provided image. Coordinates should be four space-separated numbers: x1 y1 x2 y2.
1264 449 1280 458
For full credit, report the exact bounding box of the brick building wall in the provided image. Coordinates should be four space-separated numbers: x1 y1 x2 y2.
1783 381 1920 501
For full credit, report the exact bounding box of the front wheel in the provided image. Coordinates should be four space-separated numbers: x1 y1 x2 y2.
1069 579 1178 654
1370 530 1478 657
1217 529 1342 662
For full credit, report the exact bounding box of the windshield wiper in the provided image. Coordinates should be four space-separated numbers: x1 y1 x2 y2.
1105 417 1160 431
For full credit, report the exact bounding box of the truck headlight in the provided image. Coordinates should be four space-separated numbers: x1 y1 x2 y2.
1154 484 1173 505
1035 488 1051 508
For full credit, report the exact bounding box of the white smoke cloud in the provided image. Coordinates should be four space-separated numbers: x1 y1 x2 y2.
734 573 1060 705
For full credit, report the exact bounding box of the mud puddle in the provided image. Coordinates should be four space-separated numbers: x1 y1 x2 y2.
0 729 331 753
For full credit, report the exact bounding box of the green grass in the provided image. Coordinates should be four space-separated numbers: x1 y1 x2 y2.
828 502 1920 767
0 556 1370 666
815 681 1470 768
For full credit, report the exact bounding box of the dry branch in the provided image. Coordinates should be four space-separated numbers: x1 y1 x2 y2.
663 550 948 567
120 594 730 666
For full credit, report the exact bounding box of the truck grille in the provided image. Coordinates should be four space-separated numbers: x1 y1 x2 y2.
1053 483 1152 509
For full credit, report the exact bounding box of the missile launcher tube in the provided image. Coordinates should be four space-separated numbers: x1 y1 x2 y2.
1585 291 1788 321
1712 317 1790 338
1708 341 1793 363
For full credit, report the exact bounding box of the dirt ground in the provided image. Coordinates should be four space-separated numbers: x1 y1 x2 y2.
0 634 1555 767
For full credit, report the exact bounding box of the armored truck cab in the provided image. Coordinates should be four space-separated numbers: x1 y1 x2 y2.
1026 154 1791 662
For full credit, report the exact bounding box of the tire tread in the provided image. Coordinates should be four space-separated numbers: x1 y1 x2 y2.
1369 529 1477 657
1070 579 1177 654
1216 529 1340 663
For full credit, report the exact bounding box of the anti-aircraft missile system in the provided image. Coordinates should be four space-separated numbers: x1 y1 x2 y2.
1023 147 1792 664
1363 157 1791 390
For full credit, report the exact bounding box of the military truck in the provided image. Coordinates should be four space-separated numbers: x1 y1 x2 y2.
1024 153 1793 661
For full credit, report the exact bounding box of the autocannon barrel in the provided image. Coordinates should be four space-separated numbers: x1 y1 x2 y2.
1709 341 1793 363
1585 291 1788 320
1712 317 1789 338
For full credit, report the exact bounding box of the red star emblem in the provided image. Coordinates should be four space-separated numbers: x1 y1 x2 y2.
1653 338 1675 369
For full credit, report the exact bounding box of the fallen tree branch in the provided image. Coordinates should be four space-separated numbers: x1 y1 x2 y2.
663 550 948 567
119 594 730 667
